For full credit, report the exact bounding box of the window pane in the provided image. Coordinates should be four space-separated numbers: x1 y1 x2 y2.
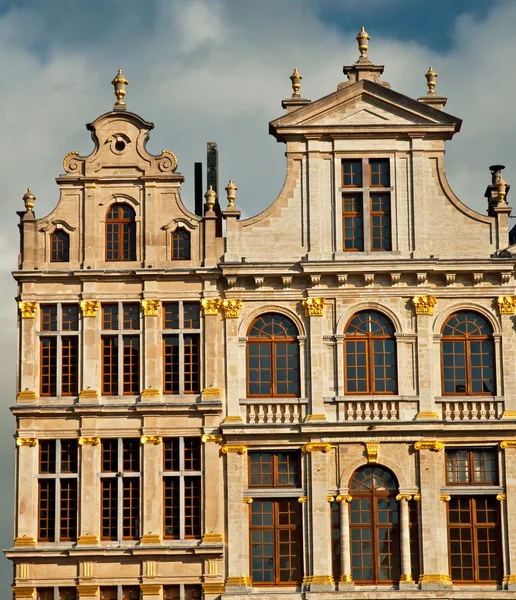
122 478 139 539
342 160 362 187
41 305 57 331
38 480 56 541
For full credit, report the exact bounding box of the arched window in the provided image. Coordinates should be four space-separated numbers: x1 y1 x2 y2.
50 230 70 262
441 312 495 395
344 311 397 394
349 466 400 584
105 204 136 261
247 313 299 397
171 228 191 260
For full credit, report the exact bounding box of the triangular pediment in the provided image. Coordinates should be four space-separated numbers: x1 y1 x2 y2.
270 79 461 135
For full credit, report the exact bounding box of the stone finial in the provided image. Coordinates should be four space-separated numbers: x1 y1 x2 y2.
111 69 128 110
225 180 237 208
290 68 302 98
425 66 438 95
22 188 35 212
356 26 370 59
204 185 217 212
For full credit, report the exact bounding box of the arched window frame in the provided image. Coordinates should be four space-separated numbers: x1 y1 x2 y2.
171 228 191 260
50 229 70 262
344 310 397 395
246 313 300 398
105 203 136 261
440 311 496 396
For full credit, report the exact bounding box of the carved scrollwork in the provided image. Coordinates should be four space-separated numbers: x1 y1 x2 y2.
63 151 85 175
157 149 178 173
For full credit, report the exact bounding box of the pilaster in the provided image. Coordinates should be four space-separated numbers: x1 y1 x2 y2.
77 436 100 545
304 299 327 420
223 308 242 422
18 303 37 397
79 299 100 401
141 299 161 398
414 301 438 420
499 303 516 415
15 439 37 545
501 441 516 589
202 435 224 544
141 434 162 543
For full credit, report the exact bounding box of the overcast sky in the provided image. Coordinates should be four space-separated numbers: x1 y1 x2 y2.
0 0 515 590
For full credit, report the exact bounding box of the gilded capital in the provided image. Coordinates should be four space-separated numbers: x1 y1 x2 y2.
141 299 160 316
201 298 221 316
298 496 308 503
440 494 451 502
301 297 325 317
396 494 412 502
202 583 225 594
242 497 253 504
221 444 247 455
18 302 37 319
336 494 352 503
414 440 444 452
77 586 100 598
80 300 99 317
222 299 242 318
412 295 436 315
140 585 161 596
413 494 421 501
498 296 516 315
141 435 162 445
16 438 37 447
496 493 507 501
327 495 335 502
78 437 99 446
365 442 379 463
12 587 35 599
301 442 331 453
201 434 224 444
500 441 516 449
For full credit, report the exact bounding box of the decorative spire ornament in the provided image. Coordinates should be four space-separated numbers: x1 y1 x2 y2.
290 68 302 98
111 69 129 109
425 66 438 95
22 188 35 212
356 26 370 59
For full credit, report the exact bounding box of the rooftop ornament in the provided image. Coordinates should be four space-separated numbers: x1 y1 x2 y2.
356 26 370 60
225 180 238 208
290 68 302 98
111 69 129 110
204 185 217 212
22 188 35 212
425 66 438 96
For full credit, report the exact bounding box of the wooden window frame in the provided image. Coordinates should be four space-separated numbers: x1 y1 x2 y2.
171 228 191 260
37 440 78 543
441 312 496 396
37 590 78 600
447 496 501 583
162 437 202 540
249 498 303 586
445 448 498 486
342 194 364 252
344 311 397 395
105 203 137 261
163 585 202 600
339 157 392 252
50 230 70 262
38 304 80 398
248 451 301 488
247 314 300 398
162 302 202 395
100 438 141 542
101 302 141 396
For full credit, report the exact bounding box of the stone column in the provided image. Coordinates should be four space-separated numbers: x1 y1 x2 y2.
413 297 438 420
18 303 38 401
14 438 37 546
337 494 353 590
223 445 251 591
303 443 333 590
220 304 243 422
79 299 100 403
202 436 224 544
396 494 417 589
501 441 516 589
302 298 327 421
415 441 452 591
140 299 161 400
77 436 100 546
140 435 162 544
499 300 516 416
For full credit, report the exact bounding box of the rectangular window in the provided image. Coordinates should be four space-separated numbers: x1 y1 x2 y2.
37 590 77 600
331 501 341 582
39 304 79 397
370 194 391 251
248 451 300 487
100 439 141 541
446 449 498 485
250 499 303 585
37 440 78 542
163 437 202 540
370 159 390 187
162 302 201 395
448 496 501 583
342 160 362 187
163 585 202 600
101 303 141 396
342 195 364 251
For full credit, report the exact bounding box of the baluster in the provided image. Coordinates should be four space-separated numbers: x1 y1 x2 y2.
356 402 363 420
346 403 355 421
479 402 487 420
444 403 452 420
373 402 380 420
390 402 398 420
380 401 389 420
248 405 256 424
257 404 265 424
471 402 478 420
462 403 470 421
266 404 274 423
488 402 496 420
363 402 371 420
453 402 461 420
275 404 283 423
292 404 299 423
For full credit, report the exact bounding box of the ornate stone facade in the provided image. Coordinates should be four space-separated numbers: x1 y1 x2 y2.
7 31 516 600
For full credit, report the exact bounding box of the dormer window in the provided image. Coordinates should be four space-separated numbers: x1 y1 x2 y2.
50 230 70 262
342 158 392 252
171 228 191 260
105 204 136 261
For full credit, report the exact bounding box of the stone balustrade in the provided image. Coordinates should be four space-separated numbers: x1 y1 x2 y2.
438 399 504 421
241 399 308 424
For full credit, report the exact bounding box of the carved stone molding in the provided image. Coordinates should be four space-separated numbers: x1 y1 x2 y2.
396 494 412 502
301 297 325 317
78 437 99 446
440 494 451 502
201 299 221 315
326 496 335 502
79 389 99 400
412 295 436 315
141 388 160 400
16 391 37 402
202 532 224 543
77 586 100 598
496 494 507 501
221 444 247 455
76 535 99 545
365 442 379 463
202 583 225 594
336 494 352 503
498 296 516 315
226 577 251 587
141 299 160 316
302 442 331 453
222 299 242 318
140 533 161 544
14 537 36 548
16 438 37 447
201 434 224 444
141 435 162 445
18 302 37 319
298 496 308 503
140 584 162 596
80 300 99 317
12 587 35 599
500 441 516 449
414 441 444 452
242 497 253 504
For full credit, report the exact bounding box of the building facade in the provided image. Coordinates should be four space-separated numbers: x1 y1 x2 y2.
7 30 516 600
